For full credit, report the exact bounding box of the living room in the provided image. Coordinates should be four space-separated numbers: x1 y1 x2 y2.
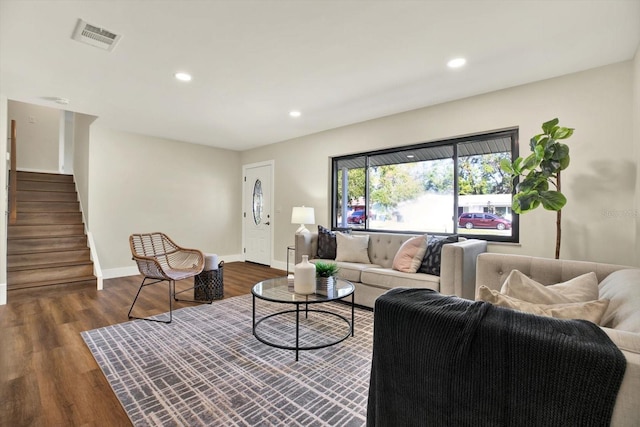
1 1 640 425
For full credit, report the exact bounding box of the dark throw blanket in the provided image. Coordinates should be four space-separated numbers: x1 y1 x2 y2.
367 289 626 427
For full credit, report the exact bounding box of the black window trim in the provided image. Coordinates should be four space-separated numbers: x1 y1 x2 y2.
330 127 520 243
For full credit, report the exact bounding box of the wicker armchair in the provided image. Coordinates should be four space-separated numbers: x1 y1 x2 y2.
129 232 205 323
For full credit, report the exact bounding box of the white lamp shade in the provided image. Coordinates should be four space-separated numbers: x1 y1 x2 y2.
291 206 315 225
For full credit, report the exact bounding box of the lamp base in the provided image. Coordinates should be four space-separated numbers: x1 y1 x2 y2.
295 224 309 234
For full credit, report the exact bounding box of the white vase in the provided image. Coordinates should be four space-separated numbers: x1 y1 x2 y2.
294 255 316 294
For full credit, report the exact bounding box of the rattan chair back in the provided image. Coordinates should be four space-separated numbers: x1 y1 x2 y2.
129 232 204 281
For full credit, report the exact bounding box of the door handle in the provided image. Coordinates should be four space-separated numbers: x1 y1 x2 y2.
265 221 271 225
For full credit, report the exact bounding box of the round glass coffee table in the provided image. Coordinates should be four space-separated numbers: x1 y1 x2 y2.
251 276 355 361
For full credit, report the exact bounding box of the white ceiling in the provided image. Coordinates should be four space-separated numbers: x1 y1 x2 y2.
1 1 639 151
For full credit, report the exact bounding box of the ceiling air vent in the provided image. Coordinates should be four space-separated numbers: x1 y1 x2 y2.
72 19 121 51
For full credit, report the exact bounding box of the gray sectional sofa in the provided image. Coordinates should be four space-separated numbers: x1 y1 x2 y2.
295 230 487 308
476 253 640 426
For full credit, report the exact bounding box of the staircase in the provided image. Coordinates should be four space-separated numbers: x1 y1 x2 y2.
7 171 96 290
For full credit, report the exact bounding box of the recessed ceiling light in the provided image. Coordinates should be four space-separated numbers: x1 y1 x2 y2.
174 72 192 82
289 111 301 118
447 58 466 68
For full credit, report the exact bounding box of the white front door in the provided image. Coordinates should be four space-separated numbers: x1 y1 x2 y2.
243 162 273 265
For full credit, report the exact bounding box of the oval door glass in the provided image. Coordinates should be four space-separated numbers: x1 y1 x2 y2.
253 179 263 225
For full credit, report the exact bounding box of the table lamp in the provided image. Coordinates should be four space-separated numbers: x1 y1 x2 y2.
291 206 315 234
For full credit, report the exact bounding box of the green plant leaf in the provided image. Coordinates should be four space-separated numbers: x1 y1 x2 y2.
559 155 570 170
516 173 548 193
522 152 539 170
512 157 523 174
553 127 574 139
513 191 540 213
542 118 559 134
534 143 545 161
540 159 561 175
539 190 566 211
551 143 569 160
500 158 514 175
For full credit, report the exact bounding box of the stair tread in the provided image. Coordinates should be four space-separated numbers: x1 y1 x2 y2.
8 234 86 240
8 260 93 272
9 246 89 255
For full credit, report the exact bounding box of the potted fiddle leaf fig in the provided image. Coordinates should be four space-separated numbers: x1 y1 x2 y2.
500 118 574 259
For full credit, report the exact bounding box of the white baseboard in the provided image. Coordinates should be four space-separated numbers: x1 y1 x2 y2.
222 254 245 263
271 260 288 272
0 282 6 305
102 253 247 280
102 266 139 279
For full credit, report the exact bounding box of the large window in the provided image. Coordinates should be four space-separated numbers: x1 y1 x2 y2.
332 128 518 242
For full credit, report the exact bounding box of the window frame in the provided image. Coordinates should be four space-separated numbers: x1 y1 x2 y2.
330 127 520 243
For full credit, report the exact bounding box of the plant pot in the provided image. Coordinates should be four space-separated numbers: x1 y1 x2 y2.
316 276 335 293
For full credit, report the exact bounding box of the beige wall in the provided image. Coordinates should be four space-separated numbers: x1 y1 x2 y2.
87 126 243 275
242 61 637 266
8 100 59 172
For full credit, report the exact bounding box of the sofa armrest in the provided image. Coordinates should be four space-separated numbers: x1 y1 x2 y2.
294 232 318 264
439 239 487 300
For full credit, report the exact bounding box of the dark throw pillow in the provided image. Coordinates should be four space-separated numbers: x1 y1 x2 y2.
317 226 338 259
418 235 459 276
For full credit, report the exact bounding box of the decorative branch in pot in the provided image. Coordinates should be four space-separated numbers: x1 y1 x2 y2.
500 118 574 259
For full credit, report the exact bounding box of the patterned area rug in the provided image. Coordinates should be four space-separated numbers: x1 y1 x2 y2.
81 294 374 426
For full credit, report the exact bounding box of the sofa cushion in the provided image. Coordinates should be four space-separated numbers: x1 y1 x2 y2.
478 286 609 324
500 269 599 304
418 234 459 275
599 269 640 333
361 268 440 291
328 261 380 283
336 232 371 264
392 235 428 273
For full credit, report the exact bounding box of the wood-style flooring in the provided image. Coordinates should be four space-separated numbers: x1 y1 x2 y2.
0 261 285 427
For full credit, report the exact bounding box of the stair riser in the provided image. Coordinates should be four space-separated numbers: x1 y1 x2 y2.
8 264 94 286
16 212 83 225
8 249 91 268
16 171 74 183
8 277 97 291
17 201 80 212
17 191 77 202
17 181 76 192
9 236 88 253
8 224 85 239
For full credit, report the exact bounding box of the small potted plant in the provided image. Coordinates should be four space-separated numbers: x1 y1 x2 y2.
314 261 340 291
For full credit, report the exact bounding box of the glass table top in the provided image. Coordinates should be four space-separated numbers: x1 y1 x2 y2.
252 276 354 304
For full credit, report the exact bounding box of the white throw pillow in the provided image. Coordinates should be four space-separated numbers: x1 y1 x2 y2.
335 233 371 264
598 269 640 333
392 235 428 273
500 270 599 304
478 286 609 325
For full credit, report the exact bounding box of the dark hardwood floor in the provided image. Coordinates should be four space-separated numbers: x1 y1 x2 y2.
0 261 285 427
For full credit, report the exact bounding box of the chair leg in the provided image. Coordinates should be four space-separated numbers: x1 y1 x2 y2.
128 277 174 324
